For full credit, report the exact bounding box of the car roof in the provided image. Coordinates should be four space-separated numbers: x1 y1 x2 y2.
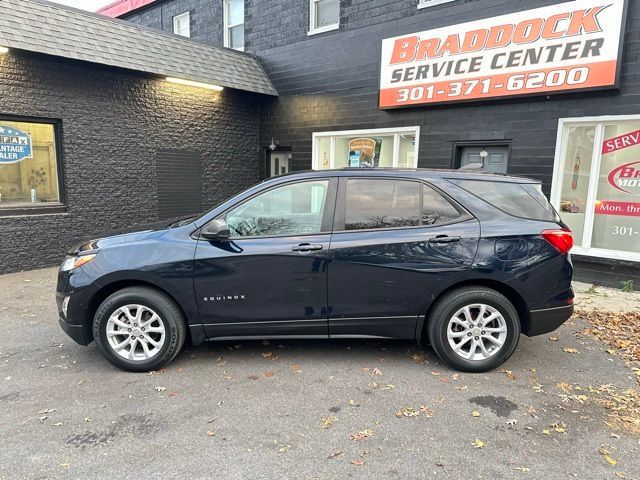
268 168 540 184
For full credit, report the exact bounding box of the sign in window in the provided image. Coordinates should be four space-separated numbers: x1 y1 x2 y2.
0 120 61 210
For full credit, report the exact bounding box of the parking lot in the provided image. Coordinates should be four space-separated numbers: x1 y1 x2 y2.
1 267 639 480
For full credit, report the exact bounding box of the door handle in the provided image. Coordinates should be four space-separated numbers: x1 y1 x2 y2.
428 235 462 244
291 243 324 252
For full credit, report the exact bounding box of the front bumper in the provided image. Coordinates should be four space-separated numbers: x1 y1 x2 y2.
58 315 92 346
524 304 574 337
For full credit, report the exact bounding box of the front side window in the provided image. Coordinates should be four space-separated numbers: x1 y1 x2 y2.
173 12 190 37
226 180 329 238
224 0 245 50
309 0 339 35
0 119 62 212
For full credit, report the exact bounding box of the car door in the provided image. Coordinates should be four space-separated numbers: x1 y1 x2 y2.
328 177 480 339
194 178 337 339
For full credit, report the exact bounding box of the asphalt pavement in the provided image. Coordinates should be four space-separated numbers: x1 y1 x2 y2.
0 267 638 479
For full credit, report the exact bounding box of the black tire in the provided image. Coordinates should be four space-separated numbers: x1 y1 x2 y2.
93 286 187 372
426 286 520 373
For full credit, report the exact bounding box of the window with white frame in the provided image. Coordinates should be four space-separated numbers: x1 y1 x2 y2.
172 12 190 37
224 0 244 51
551 116 640 262
309 0 339 36
417 0 455 9
313 127 419 170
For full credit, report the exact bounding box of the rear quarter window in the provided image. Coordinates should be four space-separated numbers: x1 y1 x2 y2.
449 179 559 222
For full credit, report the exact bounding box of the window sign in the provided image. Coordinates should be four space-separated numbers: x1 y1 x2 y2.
380 0 627 108
0 120 61 209
552 117 640 261
0 125 32 163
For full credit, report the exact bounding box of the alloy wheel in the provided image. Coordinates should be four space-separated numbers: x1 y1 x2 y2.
446 303 508 361
106 304 166 361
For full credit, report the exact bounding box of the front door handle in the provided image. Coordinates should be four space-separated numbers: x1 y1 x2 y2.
291 243 324 252
429 235 462 244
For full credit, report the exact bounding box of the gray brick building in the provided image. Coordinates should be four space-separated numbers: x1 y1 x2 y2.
1 0 639 286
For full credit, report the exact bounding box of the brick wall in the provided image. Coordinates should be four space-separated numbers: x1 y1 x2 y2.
0 51 262 273
121 0 223 46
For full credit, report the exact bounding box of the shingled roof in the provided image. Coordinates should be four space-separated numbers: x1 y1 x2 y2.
0 0 277 96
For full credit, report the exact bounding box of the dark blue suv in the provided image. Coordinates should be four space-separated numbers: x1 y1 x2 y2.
56 169 574 373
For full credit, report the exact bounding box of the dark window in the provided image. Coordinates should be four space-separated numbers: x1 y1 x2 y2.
422 184 461 225
345 179 420 230
450 179 558 222
226 180 329 238
156 151 203 219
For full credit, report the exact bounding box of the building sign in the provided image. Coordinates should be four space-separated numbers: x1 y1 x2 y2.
379 0 626 108
0 125 33 163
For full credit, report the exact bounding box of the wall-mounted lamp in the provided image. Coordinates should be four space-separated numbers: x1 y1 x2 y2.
0 46 9 55
166 77 223 91
479 148 489 159
269 138 279 151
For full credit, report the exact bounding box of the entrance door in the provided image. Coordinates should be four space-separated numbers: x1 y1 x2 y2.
460 146 509 174
269 151 291 177
194 178 337 339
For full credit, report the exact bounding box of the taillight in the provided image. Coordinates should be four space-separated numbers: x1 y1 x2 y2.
541 228 573 254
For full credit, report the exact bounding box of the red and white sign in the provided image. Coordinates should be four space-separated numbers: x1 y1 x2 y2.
379 0 626 108
595 200 640 216
606 160 640 196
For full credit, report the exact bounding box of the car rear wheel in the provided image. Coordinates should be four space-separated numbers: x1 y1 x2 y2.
93 287 187 372
427 286 520 373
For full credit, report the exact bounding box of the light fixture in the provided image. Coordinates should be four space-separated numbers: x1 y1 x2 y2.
479 148 489 159
0 46 9 55
166 77 223 91
269 138 279 151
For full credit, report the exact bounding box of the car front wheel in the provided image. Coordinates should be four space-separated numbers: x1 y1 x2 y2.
93 286 187 372
427 286 520 373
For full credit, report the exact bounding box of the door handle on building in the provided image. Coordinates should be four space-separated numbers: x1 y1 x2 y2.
291 243 324 252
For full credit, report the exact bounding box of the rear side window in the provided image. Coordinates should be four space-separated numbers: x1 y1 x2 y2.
450 179 558 221
344 179 462 231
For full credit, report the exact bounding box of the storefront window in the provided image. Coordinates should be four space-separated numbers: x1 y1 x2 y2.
0 120 61 211
557 126 595 245
552 118 640 261
313 127 419 170
592 124 640 254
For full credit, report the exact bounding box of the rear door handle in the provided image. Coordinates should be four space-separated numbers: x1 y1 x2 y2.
428 235 462 244
291 243 324 252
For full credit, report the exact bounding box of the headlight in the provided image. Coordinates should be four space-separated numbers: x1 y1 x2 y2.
60 254 97 272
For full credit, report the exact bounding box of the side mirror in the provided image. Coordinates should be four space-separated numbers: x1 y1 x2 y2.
201 219 230 241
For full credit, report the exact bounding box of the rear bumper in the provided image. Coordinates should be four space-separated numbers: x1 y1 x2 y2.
524 304 574 337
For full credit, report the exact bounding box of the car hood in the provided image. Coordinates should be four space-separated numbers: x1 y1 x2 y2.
69 219 182 255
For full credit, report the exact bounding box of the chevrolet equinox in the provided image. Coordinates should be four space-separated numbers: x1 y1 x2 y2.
56 169 574 372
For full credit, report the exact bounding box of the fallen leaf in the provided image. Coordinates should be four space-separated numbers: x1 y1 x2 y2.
563 347 579 354
206 431 215 437
473 439 484 449
395 407 420 418
264 370 274 377
471 411 480 417
503 370 517 380
328 451 342 459
290 364 302 374
600 448 618 466
322 417 335 429
350 429 374 441
549 336 559 341
372 368 383 376
351 460 365 466
419 406 435 417
515 467 531 472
